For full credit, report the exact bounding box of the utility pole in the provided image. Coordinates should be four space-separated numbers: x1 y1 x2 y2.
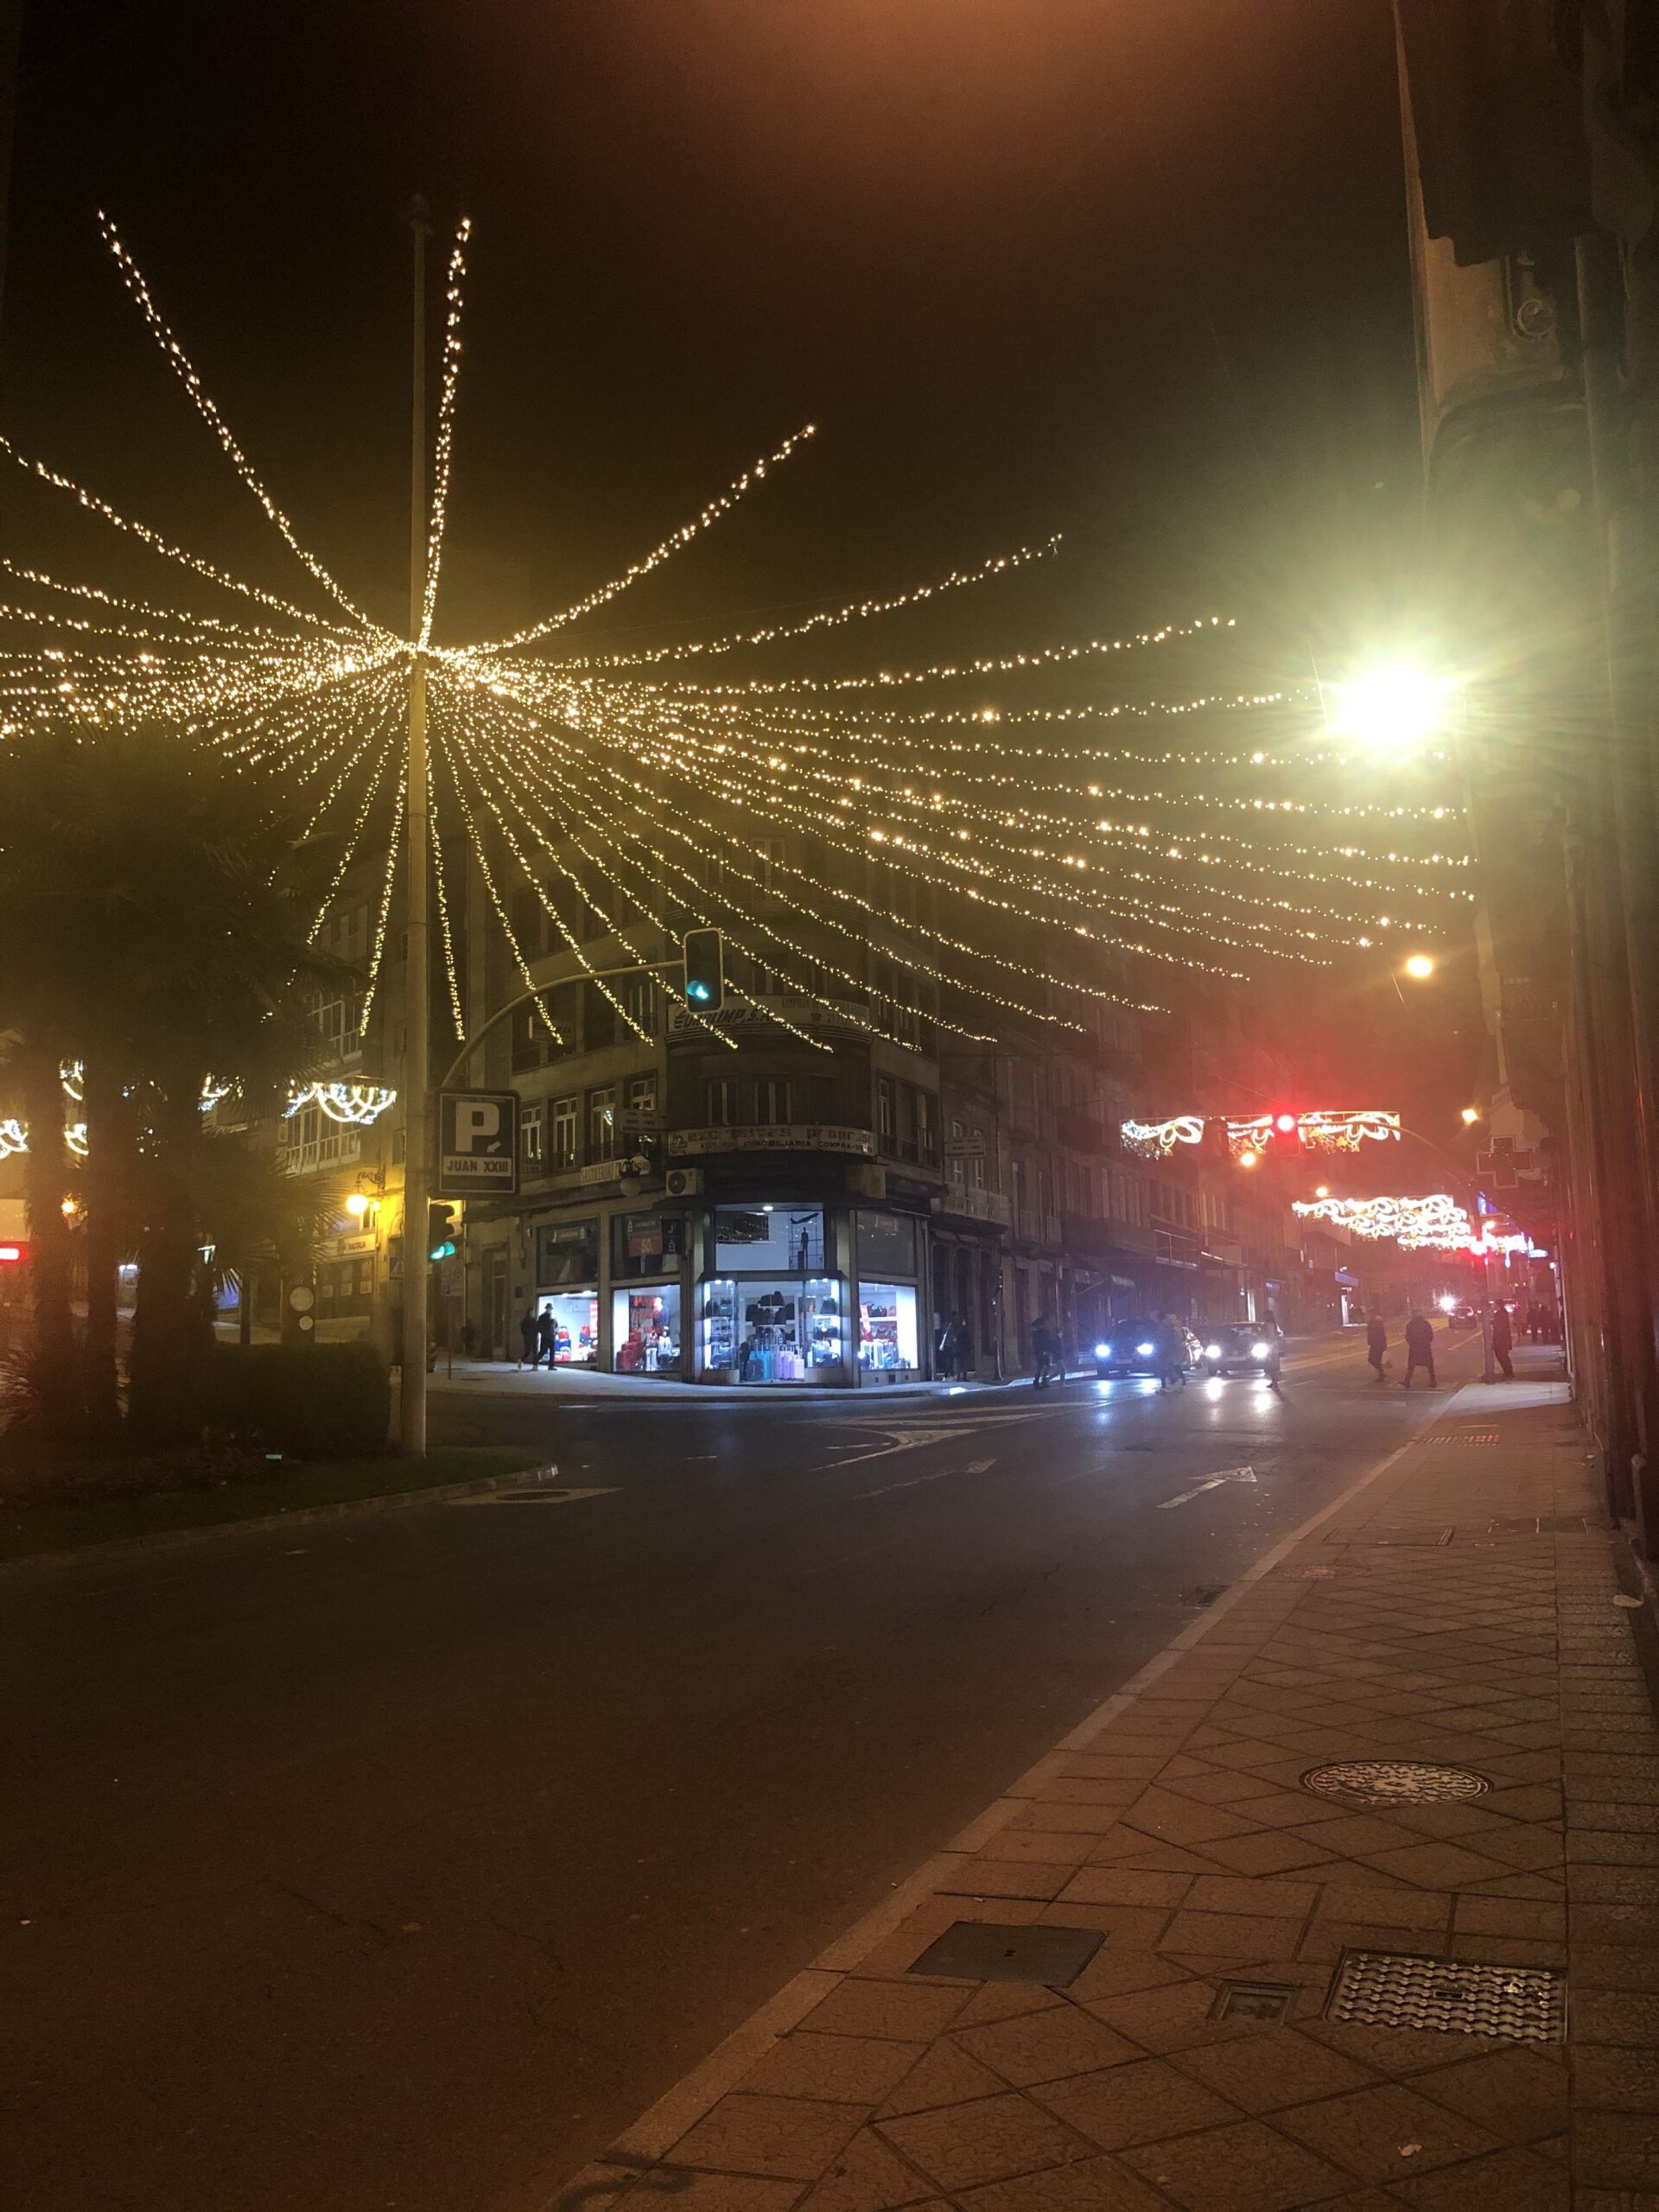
401 198 431 1457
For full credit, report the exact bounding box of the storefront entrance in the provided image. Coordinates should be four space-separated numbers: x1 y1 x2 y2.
698 1204 846 1383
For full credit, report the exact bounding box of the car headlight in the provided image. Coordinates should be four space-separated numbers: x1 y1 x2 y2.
1252 1341 1271 1358
1136 1341 1154 1357
1205 1344 1222 1359
1094 1342 1111 1359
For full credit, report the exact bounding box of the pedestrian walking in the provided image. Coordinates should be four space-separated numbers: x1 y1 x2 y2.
1031 1316 1054 1389
518 1306 537 1370
1365 1313 1389 1382
1155 1313 1187 1390
535 1305 556 1370
1491 1302 1515 1380
1401 1309 1437 1390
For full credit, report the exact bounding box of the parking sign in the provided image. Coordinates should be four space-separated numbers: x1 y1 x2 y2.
437 1089 519 1196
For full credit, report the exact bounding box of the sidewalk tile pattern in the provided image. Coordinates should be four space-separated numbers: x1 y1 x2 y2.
550 1387 1659 2210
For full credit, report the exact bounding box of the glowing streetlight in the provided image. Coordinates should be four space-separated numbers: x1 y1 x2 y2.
1314 1184 1331 1198
1238 1148 1259 1168
1459 1106 1480 1126
1329 662 1453 759
1403 952 1436 981
345 1192 372 1218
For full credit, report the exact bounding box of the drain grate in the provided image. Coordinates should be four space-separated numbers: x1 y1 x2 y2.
1213 1980 1298 2024
909 1921 1104 1986
1489 1514 1592 1534
1449 1431 1500 1446
1302 1760 1489 1806
1326 1949 1565 2044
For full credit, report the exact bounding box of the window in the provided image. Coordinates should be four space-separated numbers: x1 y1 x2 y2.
856 1211 917 1276
706 1077 738 1127
551 1094 578 1168
754 1075 793 1125
626 1071 658 1120
521 1102 545 1170
511 1003 552 1072
613 1210 686 1280
947 1116 965 1187
876 1076 896 1147
712 1206 825 1272
916 1090 938 1168
536 1219 599 1287
858 1283 918 1372
621 973 657 1036
588 1086 617 1161
510 886 543 960
758 835 787 888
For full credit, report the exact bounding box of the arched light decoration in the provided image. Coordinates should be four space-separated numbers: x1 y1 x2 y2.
1122 1109 1401 1160
283 1081 397 1126
0 1117 26 1159
1294 1192 1473 1250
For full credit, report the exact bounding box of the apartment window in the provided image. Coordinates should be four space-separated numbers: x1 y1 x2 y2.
626 1072 658 1119
521 1102 545 1170
705 1077 738 1127
876 1076 896 1147
758 835 787 888
916 1090 938 1168
510 885 543 960
947 1116 965 1187
511 1003 551 1072
588 1086 617 1160
551 1094 579 1169
621 973 657 1036
754 1075 793 1124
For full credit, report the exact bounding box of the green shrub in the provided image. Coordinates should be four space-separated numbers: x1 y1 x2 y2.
207 1341 391 1459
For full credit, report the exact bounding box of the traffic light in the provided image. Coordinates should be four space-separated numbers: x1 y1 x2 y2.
428 1202 458 1262
682 927 724 1012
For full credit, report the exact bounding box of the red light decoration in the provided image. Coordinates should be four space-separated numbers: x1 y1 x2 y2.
1274 1112 1298 1134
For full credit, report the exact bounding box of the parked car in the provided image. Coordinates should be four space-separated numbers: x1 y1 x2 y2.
1093 1320 1201 1378
1198 1322 1285 1380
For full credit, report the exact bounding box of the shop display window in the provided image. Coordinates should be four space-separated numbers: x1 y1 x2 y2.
613 1286 681 1374
612 1210 685 1281
535 1289 598 1364
713 1205 824 1273
699 1276 843 1381
537 1219 599 1287
855 1210 917 1276
859 1282 918 1373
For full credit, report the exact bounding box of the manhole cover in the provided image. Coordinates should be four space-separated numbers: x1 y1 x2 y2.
909 1921 1104 1986
1326 1950 1565 2044
1302 1760 1488 1806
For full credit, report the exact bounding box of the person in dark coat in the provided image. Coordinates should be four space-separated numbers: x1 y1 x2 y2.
1365 1313 1389 1382
1491 1303 1515 1380
1031 1317 1055 1388
1401 1310 1437 1390
536 1306 556 1370
518 1306 538 1370
1154 1313 1188 1390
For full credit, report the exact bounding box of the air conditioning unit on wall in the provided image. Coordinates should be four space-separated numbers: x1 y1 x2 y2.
665 1167 703 1198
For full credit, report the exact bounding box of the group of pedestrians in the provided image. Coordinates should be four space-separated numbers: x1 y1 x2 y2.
1365 1300 1532 1389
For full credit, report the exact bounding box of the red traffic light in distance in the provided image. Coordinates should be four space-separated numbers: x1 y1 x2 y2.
1273 1112 1298 1135
0 1240 29 1264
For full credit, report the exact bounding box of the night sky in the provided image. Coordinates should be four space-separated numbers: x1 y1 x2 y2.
9 1 1419 658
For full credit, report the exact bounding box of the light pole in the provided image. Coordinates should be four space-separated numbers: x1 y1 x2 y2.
401 200 432 1457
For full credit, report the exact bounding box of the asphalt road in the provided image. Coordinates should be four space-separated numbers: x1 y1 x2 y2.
3 1326 1479 2212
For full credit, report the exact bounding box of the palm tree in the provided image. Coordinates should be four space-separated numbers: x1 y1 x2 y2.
0 723 350 1451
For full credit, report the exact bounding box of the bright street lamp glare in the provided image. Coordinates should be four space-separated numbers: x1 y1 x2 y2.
1460 1106 1480 1126
1332 663 1451 757
1238 1148 1259 1168
1403 952 1436 980
346 1192 371 1217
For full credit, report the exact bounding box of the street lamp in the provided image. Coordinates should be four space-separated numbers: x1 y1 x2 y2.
1403 952 1436 981
1327 661 1454 758
1460 1106 1481 1126
345 1191 372 1218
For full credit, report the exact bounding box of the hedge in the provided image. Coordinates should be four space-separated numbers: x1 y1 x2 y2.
207 1341 391 1459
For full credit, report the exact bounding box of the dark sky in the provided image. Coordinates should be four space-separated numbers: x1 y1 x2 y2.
7 0 1420 663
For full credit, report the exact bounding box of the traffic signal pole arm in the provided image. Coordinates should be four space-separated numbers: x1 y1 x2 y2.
437 952 698 1094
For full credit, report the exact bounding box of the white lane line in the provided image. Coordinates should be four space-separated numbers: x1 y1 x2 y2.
853 1458 995 1502
1157 1463 1257 1510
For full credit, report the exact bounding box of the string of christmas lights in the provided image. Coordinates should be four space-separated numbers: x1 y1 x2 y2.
420 218 472 649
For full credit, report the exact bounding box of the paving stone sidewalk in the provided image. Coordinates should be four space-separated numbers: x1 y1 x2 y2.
554 1373 1659 2212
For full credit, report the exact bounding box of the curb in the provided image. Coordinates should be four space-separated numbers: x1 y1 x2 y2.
0 1460 563 1577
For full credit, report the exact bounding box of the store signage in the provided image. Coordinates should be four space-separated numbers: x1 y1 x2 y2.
437 1089 518 1197
944 1134 986 1157
616 1108 661 1134
337 1231 377 1257
667 1124 877 1159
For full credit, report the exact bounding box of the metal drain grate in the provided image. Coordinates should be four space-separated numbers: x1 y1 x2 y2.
1450 1431 1500 1446
1326 1950 1565 2044
1302 1760 1489 1806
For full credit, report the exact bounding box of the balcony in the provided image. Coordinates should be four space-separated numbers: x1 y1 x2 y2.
935 1183 1012 1230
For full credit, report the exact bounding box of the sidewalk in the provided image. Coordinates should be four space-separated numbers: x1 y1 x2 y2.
552 1354 1659 2211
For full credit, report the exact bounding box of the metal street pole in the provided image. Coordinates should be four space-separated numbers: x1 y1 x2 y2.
401 199 432 1456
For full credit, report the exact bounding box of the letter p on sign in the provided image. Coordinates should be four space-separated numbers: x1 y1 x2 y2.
457 1100 499 1153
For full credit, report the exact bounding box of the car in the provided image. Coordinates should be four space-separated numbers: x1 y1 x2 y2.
1198 1322 1285 1380
1093 1321 1201 1378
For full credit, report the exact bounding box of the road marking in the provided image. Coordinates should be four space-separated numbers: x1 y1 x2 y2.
447 1484 618 1508
1158 1464 1257 1509
853 1457 995 1502
827 1410 1051 1467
